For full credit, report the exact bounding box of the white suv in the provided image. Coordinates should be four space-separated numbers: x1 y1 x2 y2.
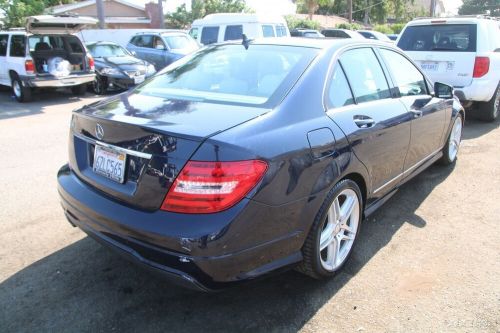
0 15 97 102
397 16 500 121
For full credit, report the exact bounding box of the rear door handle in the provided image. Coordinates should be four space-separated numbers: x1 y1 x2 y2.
353 116 375 128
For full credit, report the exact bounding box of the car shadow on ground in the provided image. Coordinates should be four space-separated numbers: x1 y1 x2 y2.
0 88 112 120
0 163 454 332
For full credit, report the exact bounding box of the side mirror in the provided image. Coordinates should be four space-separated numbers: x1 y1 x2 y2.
434 82 453 99
130 50 137 56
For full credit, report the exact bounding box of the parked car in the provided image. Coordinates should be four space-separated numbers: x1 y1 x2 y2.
0 15 96 102
357 30 392 42
397 16 500 121
86 41 156 94
189 13 290 45
58 38 463 291
290 28 324 38
387 34 399 41
126 31 198 71
321 28 364 39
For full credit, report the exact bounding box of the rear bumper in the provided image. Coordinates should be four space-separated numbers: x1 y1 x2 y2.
454 78 497 103
22 74 95 88
57 164 304 291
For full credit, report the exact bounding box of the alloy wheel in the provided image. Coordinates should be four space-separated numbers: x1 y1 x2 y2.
448 117 462 162
319 188 360 271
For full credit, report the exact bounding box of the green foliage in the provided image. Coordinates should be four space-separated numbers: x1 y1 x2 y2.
373 24 393 34
285 15 321 30
390 23 406 34
0 0 73 29
458 0 499 16
296 0 334 18
335 22 362 30
165 0 250 29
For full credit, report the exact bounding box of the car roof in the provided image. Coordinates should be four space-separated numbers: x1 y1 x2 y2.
406 16 499 26
218 37 394 51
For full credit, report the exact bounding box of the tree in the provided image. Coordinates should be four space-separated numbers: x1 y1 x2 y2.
165 0 250 29
458 0 499 16
0 0 74 29
296 0 334 19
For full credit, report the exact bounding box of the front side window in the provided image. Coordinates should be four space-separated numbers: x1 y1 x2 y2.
262 25 275 37
397 24 477 52
9 35 26 57
0 34 8 56
134 44 318 107
224 25 243 41
189 28 199 40
327 65 355 109
339 48 391 103
201 26 219 45
379 49 428 97
276 25 287 37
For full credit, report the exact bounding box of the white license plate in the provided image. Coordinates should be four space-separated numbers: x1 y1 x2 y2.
420 62 439 72
134 75 145 84
93 145 126 183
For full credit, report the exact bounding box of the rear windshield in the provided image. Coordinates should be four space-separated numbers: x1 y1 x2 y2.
398 24 477 52
134 44 318 106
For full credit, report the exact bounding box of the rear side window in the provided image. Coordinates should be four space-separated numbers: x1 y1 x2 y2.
224 25 243 41
262 25 275 37
201 26 219 45
379 49 428 97
0 34 8 56
323 30 349 38
327 65 355 108
340 48 391 103
398 24 477 52
132 35 153 48
359 31 375 39
276 25 287 37
9 35 26 57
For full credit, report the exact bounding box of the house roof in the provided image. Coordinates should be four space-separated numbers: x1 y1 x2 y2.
49 0 145 14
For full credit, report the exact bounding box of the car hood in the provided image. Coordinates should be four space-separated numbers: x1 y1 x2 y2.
79 91 270 140
95 55 147 67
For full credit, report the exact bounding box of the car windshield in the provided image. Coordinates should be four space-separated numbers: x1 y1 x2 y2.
134 44 318 106
397 24 477 52
163 34 197 50
88 44 129 57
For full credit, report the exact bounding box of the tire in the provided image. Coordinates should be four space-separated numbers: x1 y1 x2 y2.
71 84 87 96
476 82 499 122
92 75 107 95
439 114 463 166
297 179 363 279
11 75 32 103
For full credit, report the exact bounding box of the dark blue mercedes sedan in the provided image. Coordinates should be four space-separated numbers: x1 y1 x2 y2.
57 38 464 291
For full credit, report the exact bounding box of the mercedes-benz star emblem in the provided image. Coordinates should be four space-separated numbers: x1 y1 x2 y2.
95 124 104 140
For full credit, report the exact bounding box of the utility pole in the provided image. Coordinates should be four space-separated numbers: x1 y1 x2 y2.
96 0 105 29
430 0 436 17
158 0 165 29
347 0 353 23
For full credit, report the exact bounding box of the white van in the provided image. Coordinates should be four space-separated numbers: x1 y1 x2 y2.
189 13 290 45
397 16 500 121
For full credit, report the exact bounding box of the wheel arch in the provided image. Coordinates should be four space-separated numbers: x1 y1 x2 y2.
341 172 367 212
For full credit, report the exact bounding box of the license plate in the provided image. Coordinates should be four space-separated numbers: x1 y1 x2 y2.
420 62 439 72
93 145 126 183
134 75 145 84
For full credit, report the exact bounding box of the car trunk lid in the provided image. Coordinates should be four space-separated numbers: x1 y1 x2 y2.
69 92 269 211
26 15 97 34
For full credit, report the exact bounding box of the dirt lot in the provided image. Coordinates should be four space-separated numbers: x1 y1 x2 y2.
0 89 499 333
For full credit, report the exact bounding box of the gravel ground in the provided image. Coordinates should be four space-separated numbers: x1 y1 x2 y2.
0 88 499 333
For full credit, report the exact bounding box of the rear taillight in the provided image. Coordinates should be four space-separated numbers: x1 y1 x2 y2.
25 60 35 74
473 57 489 78
161 160 268 214
87 54 95 71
